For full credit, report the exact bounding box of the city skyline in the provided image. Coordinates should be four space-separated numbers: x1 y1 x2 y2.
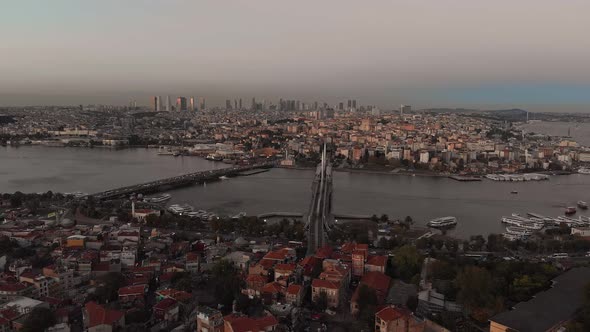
1 1 590 112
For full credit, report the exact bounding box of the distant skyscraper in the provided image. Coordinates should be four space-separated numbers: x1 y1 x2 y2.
176 97 187 111
347 100 352 109
234 99 238 110
150 96 161 111
166 96 171 111
199 97 206 110
251 97 256 111
352 100 357 109
226 99 232 110
239 98 242 110
400 104 411 115
189 97 195 112
338 102 344 110
313 101 318 110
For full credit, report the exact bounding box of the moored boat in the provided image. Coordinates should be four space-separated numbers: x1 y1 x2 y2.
427 216 457 228
506 226 533 236
145 193 172 203
577 201 588 210
565 206 577 215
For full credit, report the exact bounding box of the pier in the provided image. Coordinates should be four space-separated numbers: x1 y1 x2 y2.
91 163 273 200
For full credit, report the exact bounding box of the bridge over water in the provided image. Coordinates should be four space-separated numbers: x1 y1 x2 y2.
90 163 273 200
305 145 334 255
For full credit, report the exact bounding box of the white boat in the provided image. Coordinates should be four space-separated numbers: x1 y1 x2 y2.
157 147 175 155
578 201 588 210
167 204 194 215
502 233 525 241
231 212 247 219
145 193 172 203
505 226 532 236
427 216 457 228
219 176 229 180
578 168 590 175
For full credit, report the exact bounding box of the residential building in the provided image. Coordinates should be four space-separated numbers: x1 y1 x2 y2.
196 306 224 332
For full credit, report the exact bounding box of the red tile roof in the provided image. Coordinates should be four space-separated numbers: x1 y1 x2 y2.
0 282 29 292
258 259 276 270
367 255 388 267
375 306 412 322
312 278 340 290
286 284 302 295
261 282 283 294
156 288 192 302
153 298 177 311
274 263 296 273
118 284 146 296
246 274 267 284
85 301 124 328
360 271 391 292
263 248 292 261
224 314 278 332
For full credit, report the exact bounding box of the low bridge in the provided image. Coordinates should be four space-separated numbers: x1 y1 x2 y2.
91 163 273 201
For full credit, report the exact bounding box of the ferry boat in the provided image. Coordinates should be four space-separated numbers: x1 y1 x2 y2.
427 216 457 228
206 154 223 161
502 233 525 241
511 190 518 194
577 201 588 210
168 204 194 215
505 226 533 236
565 206 577 215
231 212 247 219
145 193 172 203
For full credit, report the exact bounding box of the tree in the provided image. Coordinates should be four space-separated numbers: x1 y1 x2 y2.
10 192 23 207
456 266 493 312
94 272 125 303
316 291 328 311
211 260 242 310
393 245 422 282
380 214 389 222
356 284 378 326
20 307 56 332
429 260 456 281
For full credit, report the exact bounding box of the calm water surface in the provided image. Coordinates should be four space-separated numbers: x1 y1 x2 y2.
2 146 590 238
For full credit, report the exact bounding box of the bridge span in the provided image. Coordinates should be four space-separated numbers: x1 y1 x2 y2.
305 145 334 255
91 163 273 201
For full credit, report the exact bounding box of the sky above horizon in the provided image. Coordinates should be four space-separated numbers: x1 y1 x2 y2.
1 0 590 112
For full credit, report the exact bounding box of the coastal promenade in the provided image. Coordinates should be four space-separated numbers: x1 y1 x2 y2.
91 163 273 200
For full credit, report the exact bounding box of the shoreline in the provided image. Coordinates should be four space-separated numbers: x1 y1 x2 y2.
3 145 578 179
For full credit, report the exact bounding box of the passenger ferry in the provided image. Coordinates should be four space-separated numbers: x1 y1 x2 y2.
505 226 532 236
577 201 588 210
145 193 172 203
427 216 457 228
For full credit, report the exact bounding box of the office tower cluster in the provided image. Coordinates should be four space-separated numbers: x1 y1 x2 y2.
150 95 204 112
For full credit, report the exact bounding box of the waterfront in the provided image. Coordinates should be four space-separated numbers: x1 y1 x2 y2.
2 146 590 238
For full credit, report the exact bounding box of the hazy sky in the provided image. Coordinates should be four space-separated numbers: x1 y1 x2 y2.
1 0 589 111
